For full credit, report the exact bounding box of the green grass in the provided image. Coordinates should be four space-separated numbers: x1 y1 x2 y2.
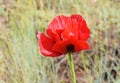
0 0 120 83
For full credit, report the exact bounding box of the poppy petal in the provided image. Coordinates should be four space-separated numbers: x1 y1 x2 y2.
61 28 74 40
68 37 89 52
66 18 78 38
52 40 69 54
61 19 78 40
52 36 89 54
46 29 60 41
52 36 76 54
37 32 61 57
71 14 90 41
74 40 89 52
46 15 68 41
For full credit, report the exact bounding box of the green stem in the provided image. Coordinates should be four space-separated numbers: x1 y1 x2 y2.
67 52 76 83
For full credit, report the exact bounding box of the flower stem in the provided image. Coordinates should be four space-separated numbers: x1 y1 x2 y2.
67 52 76 83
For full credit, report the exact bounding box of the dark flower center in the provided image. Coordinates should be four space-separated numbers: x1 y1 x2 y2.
66 44 74 52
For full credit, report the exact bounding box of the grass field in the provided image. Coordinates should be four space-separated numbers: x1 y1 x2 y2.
0 0 120 83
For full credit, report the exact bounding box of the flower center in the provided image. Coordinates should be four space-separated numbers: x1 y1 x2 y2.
66 44 74 52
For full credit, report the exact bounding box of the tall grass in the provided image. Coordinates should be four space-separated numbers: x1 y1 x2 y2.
0 0 120 83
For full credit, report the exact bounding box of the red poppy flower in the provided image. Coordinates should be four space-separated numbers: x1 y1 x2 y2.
37 14 90 57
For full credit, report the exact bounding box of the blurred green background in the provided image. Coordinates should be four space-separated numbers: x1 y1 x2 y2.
0 0 120 83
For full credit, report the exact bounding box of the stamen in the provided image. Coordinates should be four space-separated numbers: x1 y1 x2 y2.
66 44 74 52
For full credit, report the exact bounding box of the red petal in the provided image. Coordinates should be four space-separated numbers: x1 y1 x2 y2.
61 18 78 40
52 40 68 54
71 14 90 41
61 28 73 40
37 32 61 57
52 36 89 54
74 40 89 52
46 29 60 41
46 15 68 41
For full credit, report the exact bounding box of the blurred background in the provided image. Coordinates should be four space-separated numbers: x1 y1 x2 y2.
0 0 120 83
